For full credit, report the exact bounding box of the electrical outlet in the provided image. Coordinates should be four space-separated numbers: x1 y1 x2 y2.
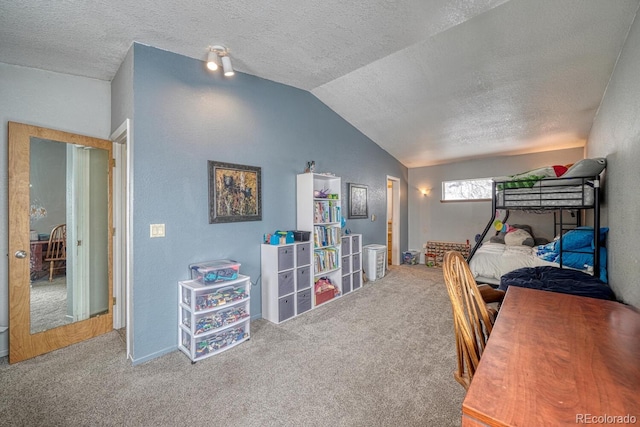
150 224 165 238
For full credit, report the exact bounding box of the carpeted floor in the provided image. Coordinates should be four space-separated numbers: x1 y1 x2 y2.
30 275 72 334
0 265 465 427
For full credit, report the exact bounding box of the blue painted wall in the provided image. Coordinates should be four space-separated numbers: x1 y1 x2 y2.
129 44 407 363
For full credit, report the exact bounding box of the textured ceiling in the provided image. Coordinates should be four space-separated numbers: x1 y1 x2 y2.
1 0 638 167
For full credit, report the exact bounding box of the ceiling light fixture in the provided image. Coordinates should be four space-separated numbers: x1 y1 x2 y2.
207 45 234 77
206 49 219 71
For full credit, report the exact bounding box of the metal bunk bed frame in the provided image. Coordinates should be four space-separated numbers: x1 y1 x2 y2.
467 176 602 279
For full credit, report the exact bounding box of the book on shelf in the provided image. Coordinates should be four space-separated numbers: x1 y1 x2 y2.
313 225 341 248
313 248 339 272
314 200 342 224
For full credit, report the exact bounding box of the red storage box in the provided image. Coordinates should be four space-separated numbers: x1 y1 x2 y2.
315 288 334 305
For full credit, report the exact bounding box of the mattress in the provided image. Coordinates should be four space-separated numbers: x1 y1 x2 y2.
496 184 595 208
468 243 560 283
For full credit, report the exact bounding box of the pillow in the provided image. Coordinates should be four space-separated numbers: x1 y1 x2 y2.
504 228 534 247
534 158 606 186
562 158 606 178
490 224 535 245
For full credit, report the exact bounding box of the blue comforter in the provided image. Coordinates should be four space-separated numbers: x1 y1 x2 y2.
535 226 608 282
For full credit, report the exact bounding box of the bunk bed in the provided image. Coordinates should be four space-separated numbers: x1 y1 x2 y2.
467 159 608 292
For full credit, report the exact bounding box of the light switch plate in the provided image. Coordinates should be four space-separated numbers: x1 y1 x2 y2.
150 224 165 238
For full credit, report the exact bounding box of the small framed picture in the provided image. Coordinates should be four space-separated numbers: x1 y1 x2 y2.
348 183 368 219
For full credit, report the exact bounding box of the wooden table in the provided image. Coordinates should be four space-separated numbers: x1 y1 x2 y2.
462 286 640 426
30 240 49 280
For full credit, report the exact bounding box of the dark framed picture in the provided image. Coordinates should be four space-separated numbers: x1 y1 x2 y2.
208 161 262 223
348 183 368 219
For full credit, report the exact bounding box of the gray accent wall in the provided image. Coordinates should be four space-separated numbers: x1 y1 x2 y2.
0 62 110 358
587 10 640 309
408 148 584 263
127 44 407 363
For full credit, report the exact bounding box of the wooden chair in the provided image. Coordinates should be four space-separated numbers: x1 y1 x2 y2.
442 250 504 389
44 224 66 282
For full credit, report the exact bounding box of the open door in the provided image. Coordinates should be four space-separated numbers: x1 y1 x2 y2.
8 122 113 363
387 176 400 266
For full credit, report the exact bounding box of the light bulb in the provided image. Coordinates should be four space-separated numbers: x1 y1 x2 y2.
206 50 218 71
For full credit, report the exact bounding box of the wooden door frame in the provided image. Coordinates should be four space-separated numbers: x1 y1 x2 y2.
8 121 113 363
111 119 133 360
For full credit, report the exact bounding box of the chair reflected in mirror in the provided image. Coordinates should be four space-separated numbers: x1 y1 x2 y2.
44 224 66 282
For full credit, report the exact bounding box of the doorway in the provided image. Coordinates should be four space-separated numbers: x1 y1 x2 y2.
387 176 400 266
8 122 113 363
111 119 132 360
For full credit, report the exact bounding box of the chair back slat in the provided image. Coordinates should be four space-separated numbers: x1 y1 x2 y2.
443 250 495 389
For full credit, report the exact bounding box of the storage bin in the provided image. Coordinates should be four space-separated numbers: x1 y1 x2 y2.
181 304 250 336
342 274 352 294
190 259 241 284
296 266 311 290
297 289 312 314
187 322 249 358
277 246 295 271
352 271 362 290
402 250 420 265
342 256 350 274
315 288 334 305
292 230 311 241
362 244 387 281
296 243 311 266
278 271 295 296
278 295 294 322
180 278 250 312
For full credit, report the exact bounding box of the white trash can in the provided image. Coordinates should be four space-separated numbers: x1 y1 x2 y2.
362 244 387 281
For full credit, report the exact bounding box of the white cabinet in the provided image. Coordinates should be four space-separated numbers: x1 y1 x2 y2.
296 173 343 305
341 234 362 294
261 242 313 324
178 274 251 362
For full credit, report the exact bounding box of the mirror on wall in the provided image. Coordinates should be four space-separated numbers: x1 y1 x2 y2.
28 137 110 334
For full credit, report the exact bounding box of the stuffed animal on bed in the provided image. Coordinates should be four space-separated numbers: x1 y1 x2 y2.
490 224 549 247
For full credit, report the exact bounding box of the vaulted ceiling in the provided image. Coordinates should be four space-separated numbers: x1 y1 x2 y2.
2 0 638 167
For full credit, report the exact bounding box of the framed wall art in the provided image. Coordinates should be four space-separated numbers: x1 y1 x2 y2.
348 183 368 219
208 161 262 223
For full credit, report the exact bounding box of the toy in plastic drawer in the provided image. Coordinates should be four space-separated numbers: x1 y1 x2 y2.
183 284 249 312
189 259 241 284
181 322 250 359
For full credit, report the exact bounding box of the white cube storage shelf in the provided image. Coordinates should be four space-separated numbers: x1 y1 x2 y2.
261 242 314 324
341 234 362 294
178 274 251 362
261 235 363 324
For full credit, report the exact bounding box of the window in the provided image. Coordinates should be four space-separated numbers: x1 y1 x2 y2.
442 178 492 201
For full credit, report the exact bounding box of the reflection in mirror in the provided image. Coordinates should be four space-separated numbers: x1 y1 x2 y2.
29 137 109 334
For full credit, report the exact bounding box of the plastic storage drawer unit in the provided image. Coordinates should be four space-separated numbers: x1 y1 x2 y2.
178 274 251 362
